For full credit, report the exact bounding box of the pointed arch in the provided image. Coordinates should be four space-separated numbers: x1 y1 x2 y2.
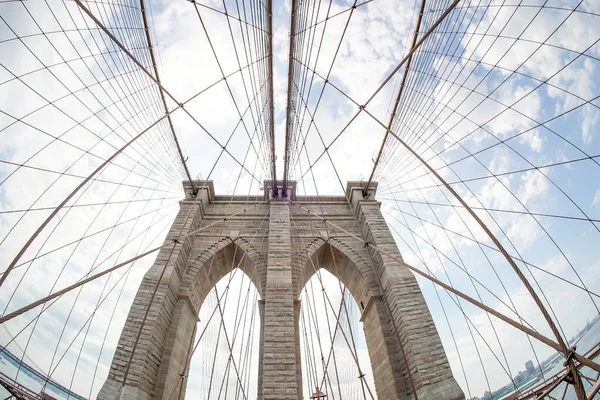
294 239 410 400
180 237 266 313
184 269 262 399
155 237 266 399
294 237 376 308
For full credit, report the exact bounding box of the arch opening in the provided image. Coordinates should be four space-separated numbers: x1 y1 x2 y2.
294 240 413 400
184 270 261 399
148 239 265 400
299 268 377 400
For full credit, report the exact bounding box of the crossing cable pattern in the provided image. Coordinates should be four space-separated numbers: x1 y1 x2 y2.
283 0 600 399
1 0 600 399
0 0 274 398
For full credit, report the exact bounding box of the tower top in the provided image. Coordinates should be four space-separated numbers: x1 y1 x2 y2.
181 180 378 203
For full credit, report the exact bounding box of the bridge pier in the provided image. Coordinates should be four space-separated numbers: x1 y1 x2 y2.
97 181 464 400
261 201 300 399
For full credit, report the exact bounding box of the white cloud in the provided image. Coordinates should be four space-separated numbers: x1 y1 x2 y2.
593 190 600 206
2 1 600 400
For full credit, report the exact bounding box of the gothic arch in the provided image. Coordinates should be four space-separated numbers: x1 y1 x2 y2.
98 235 266 400
294 237 374 306
294 239 411 400
180 237 266 313
157 238 265 399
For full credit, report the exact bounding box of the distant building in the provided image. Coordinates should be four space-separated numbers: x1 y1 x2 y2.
515 370 527 384
525 360 536 375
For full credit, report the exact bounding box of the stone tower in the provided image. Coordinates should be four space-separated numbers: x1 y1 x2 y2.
98 181 464 400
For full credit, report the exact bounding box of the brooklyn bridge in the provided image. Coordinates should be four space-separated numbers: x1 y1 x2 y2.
0 0 599 399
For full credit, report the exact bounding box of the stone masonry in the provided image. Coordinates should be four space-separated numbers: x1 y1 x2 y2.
262 201 297 399
98 180 465 400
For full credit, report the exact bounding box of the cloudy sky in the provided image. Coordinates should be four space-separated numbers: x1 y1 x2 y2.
1 0 600 399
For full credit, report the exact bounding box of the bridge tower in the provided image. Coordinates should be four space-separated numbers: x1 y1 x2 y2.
98 180 464 400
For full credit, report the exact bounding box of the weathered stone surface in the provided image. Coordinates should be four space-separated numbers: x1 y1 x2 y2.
98 181 464 400
261 201 299 399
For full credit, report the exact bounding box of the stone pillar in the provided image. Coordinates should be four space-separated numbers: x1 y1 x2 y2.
350 184 464 400
294 300 303 400
261 201 299 399
154 298 198 399
257 300 265 400
360 295 408 399
98 191 205 400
